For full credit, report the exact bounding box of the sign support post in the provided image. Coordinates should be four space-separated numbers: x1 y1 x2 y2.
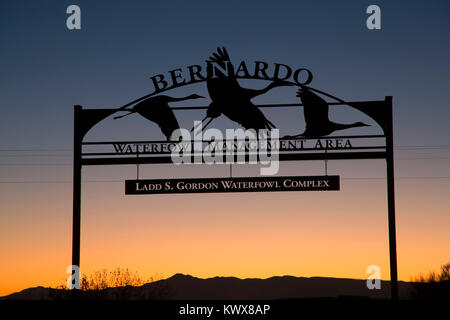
385 96 398 300
72 105 82 294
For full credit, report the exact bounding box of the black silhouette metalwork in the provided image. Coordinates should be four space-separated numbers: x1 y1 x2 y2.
299 86 390 135
194 47 291 131
70 47 399 301
114 94 204 140
289 87 369 138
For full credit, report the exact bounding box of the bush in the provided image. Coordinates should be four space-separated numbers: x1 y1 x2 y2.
52 268 170 300
412 262 450 299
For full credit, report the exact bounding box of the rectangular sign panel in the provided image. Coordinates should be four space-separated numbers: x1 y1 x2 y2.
125 175 340 195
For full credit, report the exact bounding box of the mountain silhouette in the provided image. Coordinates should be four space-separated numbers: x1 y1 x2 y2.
1 274 414 300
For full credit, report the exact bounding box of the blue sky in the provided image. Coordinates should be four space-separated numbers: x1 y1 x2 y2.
1 0 449 146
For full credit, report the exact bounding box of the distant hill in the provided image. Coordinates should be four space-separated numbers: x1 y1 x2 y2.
0 274 415 300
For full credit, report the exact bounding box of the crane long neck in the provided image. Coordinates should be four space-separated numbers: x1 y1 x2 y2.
331 122 361 130
169 95 195 102
259 83 276 95
245 82 277 100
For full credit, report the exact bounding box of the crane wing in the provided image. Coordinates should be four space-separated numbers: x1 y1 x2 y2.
224 100 276 131
208 47 230 64
297 88 330 130
135 101 180 140
206 47 240 101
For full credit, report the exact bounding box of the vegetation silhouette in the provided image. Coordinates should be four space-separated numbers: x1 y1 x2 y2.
52 268 170 300
412 261 450 300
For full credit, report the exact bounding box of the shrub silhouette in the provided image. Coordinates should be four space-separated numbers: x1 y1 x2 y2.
53 268 170 300
412 262 450 299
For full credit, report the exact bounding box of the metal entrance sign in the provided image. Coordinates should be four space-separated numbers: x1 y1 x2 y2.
71 47 398 299
125 176 340 195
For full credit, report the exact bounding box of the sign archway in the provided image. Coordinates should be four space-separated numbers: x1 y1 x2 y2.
71 47 398 299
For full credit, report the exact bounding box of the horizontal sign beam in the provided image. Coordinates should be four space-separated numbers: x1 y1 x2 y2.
82 146 385 156
82 151 387 166
82 136 386 156
125 175 340 195
79 100 388 112
82 135 385 145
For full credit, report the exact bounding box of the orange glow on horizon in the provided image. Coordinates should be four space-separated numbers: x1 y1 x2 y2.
1 176 449 297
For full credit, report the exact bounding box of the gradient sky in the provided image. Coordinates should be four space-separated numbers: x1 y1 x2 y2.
1 0 449 296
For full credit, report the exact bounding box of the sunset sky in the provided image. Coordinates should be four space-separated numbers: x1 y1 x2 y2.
1 0 449 296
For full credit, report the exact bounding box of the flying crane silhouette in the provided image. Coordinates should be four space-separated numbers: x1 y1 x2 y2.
289 87 369 138
193 47 292 132
114 94 204 140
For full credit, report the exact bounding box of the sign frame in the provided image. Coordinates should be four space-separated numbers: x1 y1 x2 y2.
70 53 398 299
